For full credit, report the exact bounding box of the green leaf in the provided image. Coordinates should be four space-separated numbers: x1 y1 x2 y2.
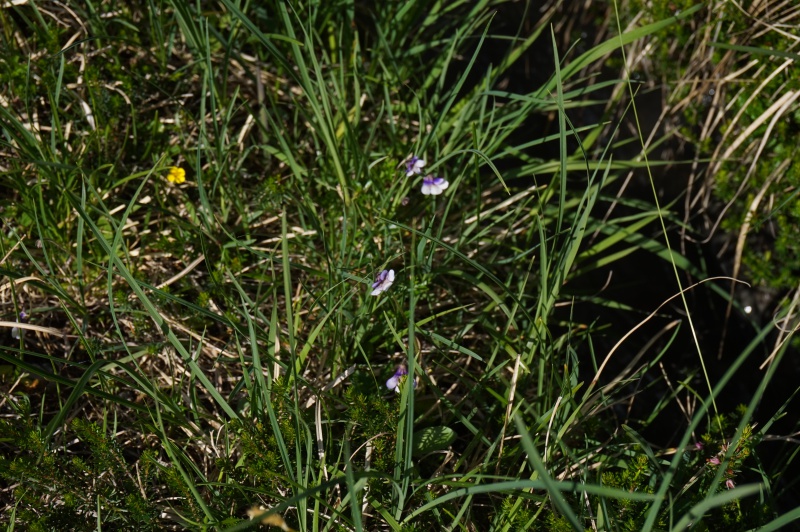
413 426 457 457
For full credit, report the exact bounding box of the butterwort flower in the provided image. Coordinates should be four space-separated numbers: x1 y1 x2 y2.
371 269 395 296
421 175 448 196
167 166 186 184
405 156 426 177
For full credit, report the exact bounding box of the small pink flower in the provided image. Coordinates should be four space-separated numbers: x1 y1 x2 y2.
694 442 704 451
725 478 735 489
708 456 720 466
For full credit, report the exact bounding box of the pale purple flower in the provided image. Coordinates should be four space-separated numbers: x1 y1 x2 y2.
11 311 27 340
371 269 395 296
386 366 408 392
694 442 704 451
421 175 448 196
725 478 735 489
405 156 426 177
386 366 417 393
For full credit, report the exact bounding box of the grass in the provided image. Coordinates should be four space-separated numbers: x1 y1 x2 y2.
0 0 799 530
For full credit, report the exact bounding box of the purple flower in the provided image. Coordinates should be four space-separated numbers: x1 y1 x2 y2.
386 366 408 392
386 366 417 393
405 156 426 177
694 442 704 451
11 311 27 340
371 269 395 296
421 175 449 196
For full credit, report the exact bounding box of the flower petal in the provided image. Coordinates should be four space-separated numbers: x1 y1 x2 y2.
406 156 426 177
385 366 409 392
167 166 186 184
371 269 395 295
421 176 448 196
386 375 400 391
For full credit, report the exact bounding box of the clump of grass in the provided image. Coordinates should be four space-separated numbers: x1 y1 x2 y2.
0 1 798 530
633 0 800 294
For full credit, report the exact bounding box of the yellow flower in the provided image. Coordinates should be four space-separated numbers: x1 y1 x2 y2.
167 166 186 184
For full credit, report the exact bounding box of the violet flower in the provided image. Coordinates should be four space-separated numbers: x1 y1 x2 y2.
405 156 426 177
386 366 408 392
11 311 27 340
371 269 395 296
386 366 416 393
421 175 449 196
